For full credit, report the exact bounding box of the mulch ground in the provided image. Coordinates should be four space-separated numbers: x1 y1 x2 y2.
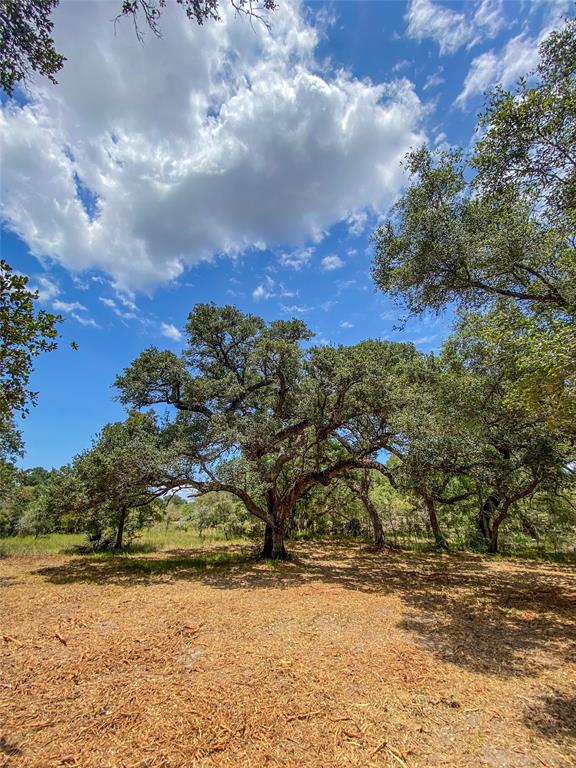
1 542 575 768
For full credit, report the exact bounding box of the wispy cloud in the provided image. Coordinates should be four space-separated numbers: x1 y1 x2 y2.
406 0 503 55
252 276 297 301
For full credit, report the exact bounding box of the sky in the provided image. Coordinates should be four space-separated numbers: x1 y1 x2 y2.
0 0 569 469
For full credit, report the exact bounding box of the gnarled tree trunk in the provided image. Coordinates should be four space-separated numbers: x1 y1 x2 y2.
261 521 274 558
349 472 386 550
261 514 288 560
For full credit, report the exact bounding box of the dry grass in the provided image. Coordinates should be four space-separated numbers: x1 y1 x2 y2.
1 542 575 768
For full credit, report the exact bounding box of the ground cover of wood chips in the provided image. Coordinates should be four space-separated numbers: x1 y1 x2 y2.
1 542 575 768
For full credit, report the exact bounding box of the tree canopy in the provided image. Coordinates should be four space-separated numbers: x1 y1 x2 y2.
372 14 575 317
115 303 416 558
0 260 61 419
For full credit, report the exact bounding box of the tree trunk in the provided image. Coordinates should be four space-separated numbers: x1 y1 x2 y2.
271 523 288 560
478 494 499 545
489 522 500 553
488 501 511 553
350 473 386 550
363 495 386 549
115 506 128 549
261 518 288 560
261 521 273 558
424 496 448 551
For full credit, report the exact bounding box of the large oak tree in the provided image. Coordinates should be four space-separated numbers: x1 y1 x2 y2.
115 304 415 558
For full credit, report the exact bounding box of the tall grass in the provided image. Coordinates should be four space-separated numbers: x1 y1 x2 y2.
0 527 246 558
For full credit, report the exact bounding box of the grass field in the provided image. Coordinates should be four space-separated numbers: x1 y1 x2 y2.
1 540 575 767
0 528 245 557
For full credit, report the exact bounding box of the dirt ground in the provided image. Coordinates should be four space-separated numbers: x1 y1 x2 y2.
1 542 575 768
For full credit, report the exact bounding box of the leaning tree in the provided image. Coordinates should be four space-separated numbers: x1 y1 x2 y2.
115 304 416 558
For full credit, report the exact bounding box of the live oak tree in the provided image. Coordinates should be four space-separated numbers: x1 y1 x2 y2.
371 145 575 317
69 411 172 549
344 470 387 550
115 304 414 559
440 315 570 553
473 16 576 227
372 14 576 317
371 13 576 499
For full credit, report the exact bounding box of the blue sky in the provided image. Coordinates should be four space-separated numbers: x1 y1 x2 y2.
1 0 568 468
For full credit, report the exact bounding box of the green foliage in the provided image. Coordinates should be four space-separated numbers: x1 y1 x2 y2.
66 411 171 548
0 0 65 95
116 303 417 557
0 260 61 418
473 16 576 225
372 14 576 317
371 146 575 316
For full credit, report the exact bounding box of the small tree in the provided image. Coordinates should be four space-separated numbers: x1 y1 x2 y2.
70 411 170 549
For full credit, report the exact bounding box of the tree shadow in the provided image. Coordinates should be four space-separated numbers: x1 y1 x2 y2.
524 690 576 753
35 544 258 585
0 736 21 756
35 541 576 681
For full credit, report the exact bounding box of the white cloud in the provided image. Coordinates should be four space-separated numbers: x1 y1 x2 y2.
98 295 138 320
456 34 538 108
423 71 445 91
30 274 99 326
160 322 183 342
281 300 335 314
456 33 540 106
252 275 297 301
32 275 60 302
278 246 314 270
253 281 273 301
1 0 425 292
52 299 87 313
406 0 503 55
456 3 568 106
321 254 344 271
339 321 354 329
72 313 99 328
346 210 368 236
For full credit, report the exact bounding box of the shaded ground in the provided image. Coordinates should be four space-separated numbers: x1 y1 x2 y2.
1 542 575 768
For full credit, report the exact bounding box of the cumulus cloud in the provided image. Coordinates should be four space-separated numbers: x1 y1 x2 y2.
1 1 425 292
406 0 503 55
160 322 183 342
321 254 344 271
